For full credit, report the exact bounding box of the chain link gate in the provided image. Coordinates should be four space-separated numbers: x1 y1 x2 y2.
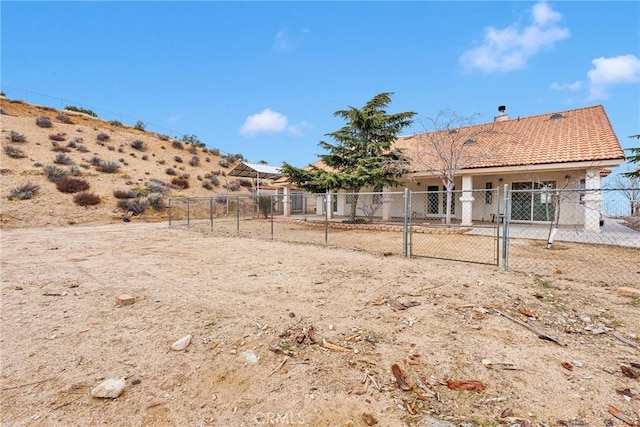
408 188 501 265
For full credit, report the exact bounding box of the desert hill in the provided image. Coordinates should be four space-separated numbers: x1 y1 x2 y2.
0 97 254 229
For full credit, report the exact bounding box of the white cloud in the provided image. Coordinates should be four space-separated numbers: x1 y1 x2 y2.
460 1 569 73
286 121 311 137
549 81 582 91
273 27 310 52
587 54 640 100
240 109 288 136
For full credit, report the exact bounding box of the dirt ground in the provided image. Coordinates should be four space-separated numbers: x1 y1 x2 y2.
1 222 639 427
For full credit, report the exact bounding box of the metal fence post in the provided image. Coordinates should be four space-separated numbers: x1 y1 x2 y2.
501 184 510 271
236 196 240 233
168 198 172 226
495 187 501 266
403 188 409 257
325 190 329 246
270 195 274 240
209 197 213 232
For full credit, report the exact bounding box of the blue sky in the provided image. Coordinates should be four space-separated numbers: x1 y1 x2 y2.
2 1 639 172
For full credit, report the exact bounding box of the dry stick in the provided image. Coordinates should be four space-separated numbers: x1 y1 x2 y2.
268 357 288 377
495 310 567 347
2 377 55 391
51 396 82 412
611 332 639 351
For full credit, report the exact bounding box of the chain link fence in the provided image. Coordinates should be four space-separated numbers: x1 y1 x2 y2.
503 188 640 286
169 187 640 287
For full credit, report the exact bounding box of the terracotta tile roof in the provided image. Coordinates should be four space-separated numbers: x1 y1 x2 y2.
396 105 625 171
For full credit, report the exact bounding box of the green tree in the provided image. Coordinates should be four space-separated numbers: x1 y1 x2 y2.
281 92 416 221
623 134 640 178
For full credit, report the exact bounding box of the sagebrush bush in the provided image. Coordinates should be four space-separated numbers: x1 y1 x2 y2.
96 132 110 142
56 177 90 193
202 180 213 190
88 156 102 166
165 167 177 176
170 177 189 189
189 156 200 167
109 120 123 127
239 179 253 188
8 131 26 143
97 160 120 173
66 140 77 149
146 193 165 211
134 121 145 131
56 113 73 124
209 175 220 186
174 155 183 163
113 189 137 199
43 165 69 182
141 154 149 161
69 165 82 176
3 145 27 159
188 146 198 155
118 198 149 214
107 145 115 151
118 146 125 153
73 192 100 206
227 180 241 191
172 140 183 150
180 173 190 179
49 133 66 141
51 145 71 152
54 152 74 165
219 157 230 168
130 139 146 151
36 117 53 128
8 182 40 200
145 179 170 194
158 134 170 141
76 145 90 153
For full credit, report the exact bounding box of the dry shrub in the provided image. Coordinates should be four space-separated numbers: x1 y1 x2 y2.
8 131 26 143
97 160 120 173
73 192 101 206
8 183 40 200
3 145 27 159
36 117 53 128
56 177 90 193
170 177 189 189
43 165 69 182
56 113 73 124
54 152 74 165
113 189 138 199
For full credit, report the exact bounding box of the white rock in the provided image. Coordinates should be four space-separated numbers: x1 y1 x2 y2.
91 378 125 399
243 349 259 363
171 334 192 351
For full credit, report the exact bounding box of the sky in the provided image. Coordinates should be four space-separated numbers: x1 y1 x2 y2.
1 1 639 173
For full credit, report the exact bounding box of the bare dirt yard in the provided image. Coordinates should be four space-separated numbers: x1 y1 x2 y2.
1 222 639 427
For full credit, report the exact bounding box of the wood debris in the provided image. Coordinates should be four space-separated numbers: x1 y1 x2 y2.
361 412 378 426
519 306 536 318
495 309 566 346
391 363 412 391
620 365 639 379
321 338 351 352
446 380 485 391
612 332 639 350
607 404 638 426
268 357 288 377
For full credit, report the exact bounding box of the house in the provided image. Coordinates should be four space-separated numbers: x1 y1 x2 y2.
275 105 625 231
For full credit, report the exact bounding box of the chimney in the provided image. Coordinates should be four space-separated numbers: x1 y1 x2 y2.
494 105 509 122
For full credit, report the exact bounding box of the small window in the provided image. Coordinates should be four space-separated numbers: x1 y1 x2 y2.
485 182 493 204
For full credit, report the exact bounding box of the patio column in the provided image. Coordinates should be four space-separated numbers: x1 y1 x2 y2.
382 186 392 221
459 175 475 226
283 186 291 217
583 168 602 233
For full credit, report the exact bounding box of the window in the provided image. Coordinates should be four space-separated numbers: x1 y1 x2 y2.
485 182 493 204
